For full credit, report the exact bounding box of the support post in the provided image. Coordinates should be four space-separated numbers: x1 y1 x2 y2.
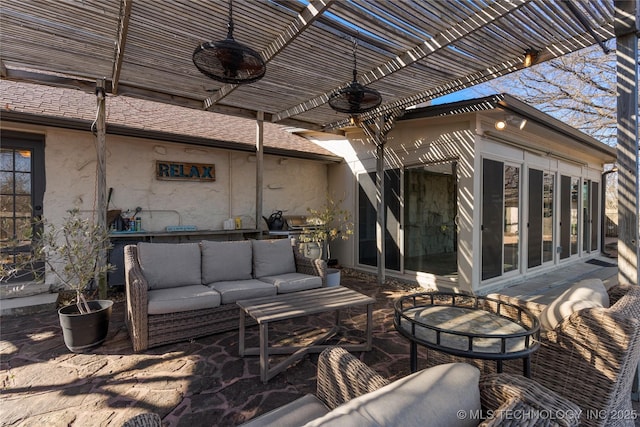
614 0 639 287
614 0 639 402
361 112 403 285
256 111 264 237
375 116 385 285
95 78 108 298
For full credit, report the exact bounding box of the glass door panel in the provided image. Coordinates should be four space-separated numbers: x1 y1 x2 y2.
542 172 555 262
570 178 579 255
503 165 520 273
528 169 543 268
404 162 457 276
481 159 504 280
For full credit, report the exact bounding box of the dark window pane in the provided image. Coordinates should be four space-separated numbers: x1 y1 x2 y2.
15 151 31 172
14 195 32 216
15 173 31 195
528 169 543 268
0 218 14 241
0 171 14 195
482 159 503 280
0 149 13 171
560 175 571 259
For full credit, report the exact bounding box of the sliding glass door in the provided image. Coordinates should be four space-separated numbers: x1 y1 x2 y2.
528 169 555 269
481 159 521 281
404 162 457 276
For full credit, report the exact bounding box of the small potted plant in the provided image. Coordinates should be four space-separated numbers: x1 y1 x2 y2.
33 209 115 352
299 193 354 286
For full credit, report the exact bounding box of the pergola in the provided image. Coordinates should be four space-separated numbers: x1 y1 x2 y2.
1 0 637 285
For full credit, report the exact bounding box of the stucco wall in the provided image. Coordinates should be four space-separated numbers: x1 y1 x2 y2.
307 117 476 291
4 123 328 232
307 111 610 294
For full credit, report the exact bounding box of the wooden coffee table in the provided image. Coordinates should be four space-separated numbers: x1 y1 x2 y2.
237 286 376 383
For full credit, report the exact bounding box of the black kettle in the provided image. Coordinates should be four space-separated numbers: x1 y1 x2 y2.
263 211 284 230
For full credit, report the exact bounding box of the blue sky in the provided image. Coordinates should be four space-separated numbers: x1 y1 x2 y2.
430 85 496 105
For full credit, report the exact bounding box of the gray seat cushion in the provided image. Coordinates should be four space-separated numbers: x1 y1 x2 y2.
303 363 481 427
239 394 329 427
137 242 201 290
252 238 296 278
148 285 221 315
201 240 253 284
209 279 276 304
259 273 322 294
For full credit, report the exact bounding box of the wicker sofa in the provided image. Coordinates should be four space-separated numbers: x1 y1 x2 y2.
240 346 581 427
419 281 640 427
124 238 326 352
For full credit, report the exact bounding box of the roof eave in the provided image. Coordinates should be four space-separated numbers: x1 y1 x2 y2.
1 111 343 163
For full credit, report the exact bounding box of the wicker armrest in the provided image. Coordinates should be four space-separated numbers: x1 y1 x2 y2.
607 284 636 307
316 347 389 410
479 373 581 427
487 293 547 318
123 244 150 352
294 252 327 286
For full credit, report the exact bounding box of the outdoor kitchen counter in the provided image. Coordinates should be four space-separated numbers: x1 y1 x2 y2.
109 228 261 241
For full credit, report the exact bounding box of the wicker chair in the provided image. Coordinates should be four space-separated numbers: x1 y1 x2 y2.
242 346 581 426
423 284 640 427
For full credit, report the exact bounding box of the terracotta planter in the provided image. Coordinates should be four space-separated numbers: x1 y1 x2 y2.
58 300 113 353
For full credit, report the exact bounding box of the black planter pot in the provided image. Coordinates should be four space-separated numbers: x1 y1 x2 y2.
58 300 113 353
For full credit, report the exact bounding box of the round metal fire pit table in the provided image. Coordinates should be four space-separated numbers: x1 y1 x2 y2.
394 292 540 377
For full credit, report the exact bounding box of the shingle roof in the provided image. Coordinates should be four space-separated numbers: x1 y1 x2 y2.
0 80 339 160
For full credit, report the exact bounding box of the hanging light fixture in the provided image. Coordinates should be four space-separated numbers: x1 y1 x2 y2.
329 38 382 116
523 48 538 68
192 0 266 84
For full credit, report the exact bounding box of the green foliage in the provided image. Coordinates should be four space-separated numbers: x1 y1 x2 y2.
299 194 353 259
31 209 113 312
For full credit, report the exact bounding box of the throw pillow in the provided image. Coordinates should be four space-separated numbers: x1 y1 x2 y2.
539 278 608 331
137 242 201 290
252 238 296 278
201 240 252 284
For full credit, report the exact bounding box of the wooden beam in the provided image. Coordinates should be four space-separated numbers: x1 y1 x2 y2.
203 0 335 110
273 0 528 123
1 67 326 131
111 0 133 94
614 0 640 287
256 111 264 237
95 78 108 298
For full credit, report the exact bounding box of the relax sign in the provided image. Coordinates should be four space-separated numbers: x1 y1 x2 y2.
156 161 216 181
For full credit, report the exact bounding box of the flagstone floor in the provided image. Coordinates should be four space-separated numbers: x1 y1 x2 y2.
0 257 635 427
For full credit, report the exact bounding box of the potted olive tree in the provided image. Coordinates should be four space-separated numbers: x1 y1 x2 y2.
299 194 353 286
34 209 115 352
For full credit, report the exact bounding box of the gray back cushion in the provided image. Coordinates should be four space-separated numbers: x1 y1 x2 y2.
137 242 201 289
201 240 253 284
252 238 296 278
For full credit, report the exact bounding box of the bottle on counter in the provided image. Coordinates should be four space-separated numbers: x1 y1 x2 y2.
136 217 142 232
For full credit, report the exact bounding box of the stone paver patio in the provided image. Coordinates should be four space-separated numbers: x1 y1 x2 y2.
1 271 426 426
1 259 633 427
